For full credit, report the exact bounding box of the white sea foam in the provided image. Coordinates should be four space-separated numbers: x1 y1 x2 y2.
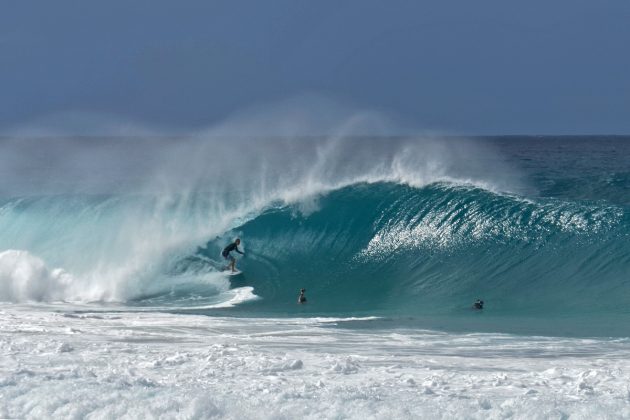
0 249 260 308
1 306 630 419
0 250 74 302
127 286 259 311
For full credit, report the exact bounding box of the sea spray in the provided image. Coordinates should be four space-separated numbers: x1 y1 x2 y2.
0 250 73 302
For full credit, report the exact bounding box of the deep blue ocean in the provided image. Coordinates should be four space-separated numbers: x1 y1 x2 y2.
1 136 629 337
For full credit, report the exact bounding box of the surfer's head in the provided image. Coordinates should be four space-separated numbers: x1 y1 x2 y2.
235 238 241 245
300 288 305 294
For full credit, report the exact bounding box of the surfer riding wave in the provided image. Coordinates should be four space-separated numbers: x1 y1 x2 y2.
222 238 244 273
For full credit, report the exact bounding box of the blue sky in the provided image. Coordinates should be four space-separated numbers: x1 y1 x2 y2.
1 0 629 134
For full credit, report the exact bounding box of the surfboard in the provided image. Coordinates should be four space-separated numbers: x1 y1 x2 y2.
224 269 242 276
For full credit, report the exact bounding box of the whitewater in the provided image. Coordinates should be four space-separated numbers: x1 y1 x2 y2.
2 133 630 418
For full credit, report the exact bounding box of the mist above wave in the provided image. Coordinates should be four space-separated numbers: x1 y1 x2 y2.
0 99 523 198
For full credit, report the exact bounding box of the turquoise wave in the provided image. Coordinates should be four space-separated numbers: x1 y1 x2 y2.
2 136 630 336
197 182 629 321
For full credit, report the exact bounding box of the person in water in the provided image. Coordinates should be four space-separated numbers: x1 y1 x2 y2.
222 238 244 272
297 288 307 304
473 299 484 310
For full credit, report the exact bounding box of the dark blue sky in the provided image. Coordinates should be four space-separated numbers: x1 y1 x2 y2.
2 0 629 134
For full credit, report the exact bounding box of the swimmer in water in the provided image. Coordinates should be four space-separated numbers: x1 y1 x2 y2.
297 288 307 304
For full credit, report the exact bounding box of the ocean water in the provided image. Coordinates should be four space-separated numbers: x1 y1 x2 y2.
1 135 630 418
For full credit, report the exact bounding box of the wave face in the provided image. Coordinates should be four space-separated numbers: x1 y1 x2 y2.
201 182 627 317
1 135 630 335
